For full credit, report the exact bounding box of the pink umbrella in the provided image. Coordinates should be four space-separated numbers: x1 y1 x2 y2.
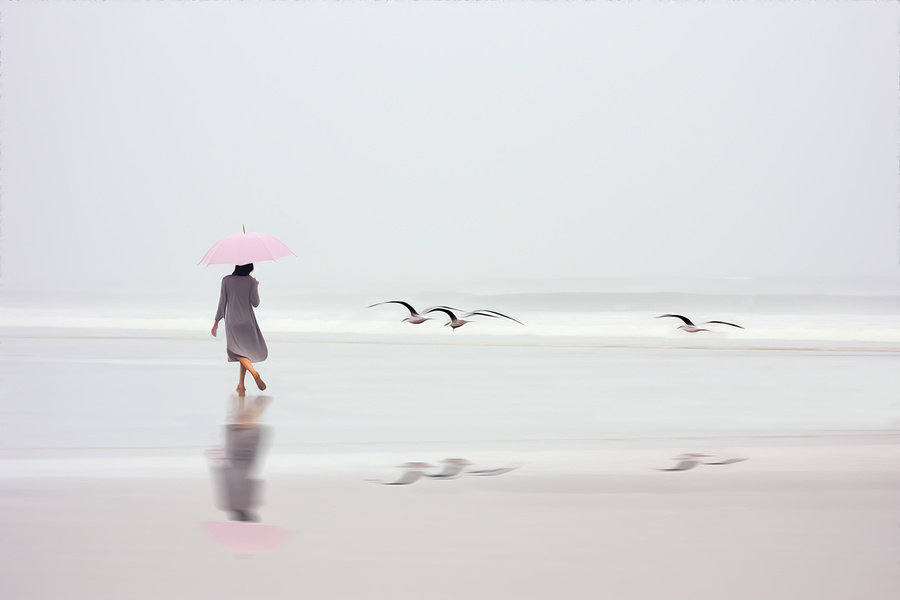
199 226 295 267
201 521 293 555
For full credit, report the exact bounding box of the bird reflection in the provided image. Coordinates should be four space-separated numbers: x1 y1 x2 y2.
373 462 436 485
466 466 521 476
426 458 473 479
655 453 747 472
371 458 520 485
206 394 273 522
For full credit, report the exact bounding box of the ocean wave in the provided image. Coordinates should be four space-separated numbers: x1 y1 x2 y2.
4 308 900 343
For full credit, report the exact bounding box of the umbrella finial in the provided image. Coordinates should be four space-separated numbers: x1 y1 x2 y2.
242 225 246 234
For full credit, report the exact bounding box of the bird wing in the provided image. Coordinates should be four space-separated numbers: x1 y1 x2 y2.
655 314 694 326
368 301 420 317
704 458 747 465
422 305 463 314
703 320 744 329
425 307 458 321
465 310 525 325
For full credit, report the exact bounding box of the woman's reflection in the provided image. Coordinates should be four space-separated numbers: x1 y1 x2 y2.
206 394 273 523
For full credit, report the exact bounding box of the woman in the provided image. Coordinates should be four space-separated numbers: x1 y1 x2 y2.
211 263 268 395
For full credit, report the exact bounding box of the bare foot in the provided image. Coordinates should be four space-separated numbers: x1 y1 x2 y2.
253 373 266 391
236 384 246 396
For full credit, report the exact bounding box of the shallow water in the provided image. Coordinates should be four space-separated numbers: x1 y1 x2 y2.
2 321 898 600
1 335 897 452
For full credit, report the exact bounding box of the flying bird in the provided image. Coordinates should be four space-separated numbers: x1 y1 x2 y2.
425 307 524 331
655 314 744 333
424 308 474 331
368 301 431 324
368 302 462 325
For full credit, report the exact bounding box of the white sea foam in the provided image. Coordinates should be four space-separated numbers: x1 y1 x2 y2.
4 308 900 343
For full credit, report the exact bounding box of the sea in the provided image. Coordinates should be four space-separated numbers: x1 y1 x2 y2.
1 275 898 477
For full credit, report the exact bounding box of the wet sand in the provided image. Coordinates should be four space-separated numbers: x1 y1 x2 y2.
1 469 898 600
0 333 898 598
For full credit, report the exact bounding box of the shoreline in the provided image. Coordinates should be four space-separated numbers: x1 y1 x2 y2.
4 326 900 353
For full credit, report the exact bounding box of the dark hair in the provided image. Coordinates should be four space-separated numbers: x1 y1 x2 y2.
232 263 254 276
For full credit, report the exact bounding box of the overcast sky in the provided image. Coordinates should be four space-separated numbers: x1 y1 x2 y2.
2 2 898 293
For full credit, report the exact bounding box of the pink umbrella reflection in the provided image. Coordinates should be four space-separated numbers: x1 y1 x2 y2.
199 226 295 267
201 521 293 555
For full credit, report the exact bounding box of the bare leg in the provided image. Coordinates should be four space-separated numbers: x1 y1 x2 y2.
238 357 266 391
237 363 247 396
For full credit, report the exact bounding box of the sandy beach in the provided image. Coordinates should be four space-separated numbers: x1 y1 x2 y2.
1 470 897 600
1 330 898 599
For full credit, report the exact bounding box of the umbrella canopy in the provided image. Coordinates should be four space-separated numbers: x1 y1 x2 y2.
201 521 293 555
199 226 295 267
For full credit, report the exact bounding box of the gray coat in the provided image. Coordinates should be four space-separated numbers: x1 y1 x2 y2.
214 275 268 363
